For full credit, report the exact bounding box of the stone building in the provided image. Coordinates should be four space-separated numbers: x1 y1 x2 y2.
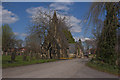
68 43 84 58
43 11 69 59
43 11 84 59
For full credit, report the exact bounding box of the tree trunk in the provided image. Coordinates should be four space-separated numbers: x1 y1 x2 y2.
11 52 16 62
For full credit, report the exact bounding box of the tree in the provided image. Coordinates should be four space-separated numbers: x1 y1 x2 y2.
15 39 23 49
26 8 51 59
86 2 119 65
84 39 95 52
43 11 69 59
63 30 75 43
25 34 41 60
2 24 17 62
2 24 16 52
117 29 120 66
27 9 71 59
0 27 2 54
96 3 118 64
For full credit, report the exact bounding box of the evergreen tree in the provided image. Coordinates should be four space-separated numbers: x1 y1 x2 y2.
96 3 118 65
63 30 75 43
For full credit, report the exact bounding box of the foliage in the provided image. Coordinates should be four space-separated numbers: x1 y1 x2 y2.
43 11 69 59
96 3 118 65
25 34 41 52
2 24 16 51
63 29 75 43
87 2 119 65
27 10 72 59
86 60 119 76
84 39 96 52
15 39 23 48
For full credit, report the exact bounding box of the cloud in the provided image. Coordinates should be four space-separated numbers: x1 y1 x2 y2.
73 36 92 42
73 36 80 41
49 2 82 33
14 32 27 37
26 4 81 33
68 16 81 32
21 33 27 37
49 2 72 11
26 6 52 24
14 32 19 36
55 14 81 32
0 5 18 24
81 38 91 42
26 6 49 15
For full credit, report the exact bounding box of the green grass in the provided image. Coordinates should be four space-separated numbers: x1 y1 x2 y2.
2 55 57 68
86 60 120 76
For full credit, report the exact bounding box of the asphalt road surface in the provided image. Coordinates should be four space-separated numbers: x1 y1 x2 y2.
2 58 118 78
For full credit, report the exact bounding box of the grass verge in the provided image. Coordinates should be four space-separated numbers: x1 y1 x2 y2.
2 55 57 68
86 60 120 76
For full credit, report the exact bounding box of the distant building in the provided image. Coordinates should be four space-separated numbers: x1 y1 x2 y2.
68 43 84 58
69 43 76 54
88 48 96 54
68 43 76 58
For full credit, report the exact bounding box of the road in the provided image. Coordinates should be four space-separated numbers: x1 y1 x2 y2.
2 58 118 78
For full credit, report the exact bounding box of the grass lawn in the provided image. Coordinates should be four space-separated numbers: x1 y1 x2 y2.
86 60 120 76
2 55 57 68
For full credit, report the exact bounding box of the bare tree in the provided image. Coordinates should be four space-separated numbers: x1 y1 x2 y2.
25 34 41 60
26 7 72 59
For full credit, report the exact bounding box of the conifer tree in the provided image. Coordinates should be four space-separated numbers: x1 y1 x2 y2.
96 3 118 65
